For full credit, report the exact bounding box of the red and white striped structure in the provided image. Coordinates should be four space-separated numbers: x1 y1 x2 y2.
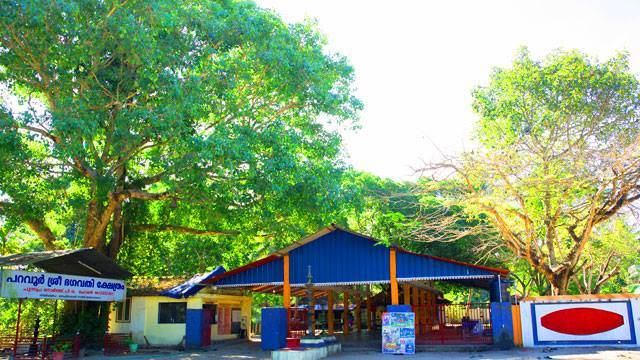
520 294 640 346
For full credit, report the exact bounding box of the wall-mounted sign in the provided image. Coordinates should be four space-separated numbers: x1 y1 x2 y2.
0 269 126 302
520 298 639 346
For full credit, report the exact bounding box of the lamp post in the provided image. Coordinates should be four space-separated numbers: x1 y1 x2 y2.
304 265 317 339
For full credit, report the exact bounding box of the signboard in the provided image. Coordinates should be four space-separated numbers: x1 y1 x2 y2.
520 298 639 346
382 312 415 354
0 270 126 302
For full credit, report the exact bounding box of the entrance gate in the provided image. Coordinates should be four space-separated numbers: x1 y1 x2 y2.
416 303 492 345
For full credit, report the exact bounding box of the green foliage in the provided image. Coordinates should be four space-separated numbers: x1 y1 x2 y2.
0 298 63 336
52 342 72 353
0 0 362 254
59 302 109 348
0 0 361 338
343 172 503 270
448 47 640 294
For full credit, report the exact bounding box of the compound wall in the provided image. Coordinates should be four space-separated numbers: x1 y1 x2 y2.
519 294 640 347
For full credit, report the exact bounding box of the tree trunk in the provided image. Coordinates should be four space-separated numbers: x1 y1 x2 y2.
107 204 124 259
107 165 127 259
549 271 571 295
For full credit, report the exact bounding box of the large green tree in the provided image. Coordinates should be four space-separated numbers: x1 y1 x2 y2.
419 49 640 294
0 0 361 258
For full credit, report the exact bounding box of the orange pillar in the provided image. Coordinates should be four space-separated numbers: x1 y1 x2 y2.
355 292 362 332
390 247 399 305
418 289 427 335
283 254 291 308
403 283 411 305
327 290 335 335
426 292 433 325
366 294 372 331
512 304 523 346
412 287 420 334
343 291 350 335
310 293 316 334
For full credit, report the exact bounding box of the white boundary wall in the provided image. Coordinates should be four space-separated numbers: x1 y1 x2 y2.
520 295 640 347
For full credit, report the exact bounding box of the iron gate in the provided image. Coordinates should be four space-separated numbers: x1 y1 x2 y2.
416 303 492 345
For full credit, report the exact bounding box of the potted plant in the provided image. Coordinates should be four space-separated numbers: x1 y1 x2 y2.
52 343 71 360
125 338 138 353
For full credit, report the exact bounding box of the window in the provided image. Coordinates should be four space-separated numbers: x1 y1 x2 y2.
115 298 131 323
158 302 186 324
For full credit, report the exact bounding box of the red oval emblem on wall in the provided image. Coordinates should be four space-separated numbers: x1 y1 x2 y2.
540 307 624 335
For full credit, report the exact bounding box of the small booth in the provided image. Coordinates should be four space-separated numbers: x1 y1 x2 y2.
0 248 131 359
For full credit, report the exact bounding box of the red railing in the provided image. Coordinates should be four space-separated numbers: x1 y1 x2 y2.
416 303 492 345
0 331 81 359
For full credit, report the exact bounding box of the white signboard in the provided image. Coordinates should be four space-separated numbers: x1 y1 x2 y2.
520 299 640 346
533 302 633 343
0 270 126 302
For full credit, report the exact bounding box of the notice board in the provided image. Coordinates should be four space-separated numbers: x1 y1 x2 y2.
382 312 415 354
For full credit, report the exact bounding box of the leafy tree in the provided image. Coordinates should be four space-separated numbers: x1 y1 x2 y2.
568 218 640 294
342 172 502 269
419 48 640 294
0 0 361 260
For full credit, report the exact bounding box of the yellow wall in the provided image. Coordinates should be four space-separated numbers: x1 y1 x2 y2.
511 304 523 347
108 293 252 345
201 293 252 341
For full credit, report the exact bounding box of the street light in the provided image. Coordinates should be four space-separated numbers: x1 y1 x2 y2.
303 265 317 339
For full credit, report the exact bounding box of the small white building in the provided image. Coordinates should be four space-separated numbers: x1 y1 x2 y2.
108 267 252 347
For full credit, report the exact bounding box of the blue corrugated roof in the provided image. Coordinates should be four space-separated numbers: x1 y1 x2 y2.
205 225 508 290
396 249 497 280
160 266 226 298
289 230 389 286
214 256 283 287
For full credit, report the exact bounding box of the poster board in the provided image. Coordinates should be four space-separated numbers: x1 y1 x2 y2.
0 269 126 302
382 312 415 354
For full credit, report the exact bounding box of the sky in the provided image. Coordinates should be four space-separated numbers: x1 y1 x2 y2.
256 0 640 180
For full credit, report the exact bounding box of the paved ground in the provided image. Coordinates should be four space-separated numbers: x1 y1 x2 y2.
78 344 640 360
336 347 640 359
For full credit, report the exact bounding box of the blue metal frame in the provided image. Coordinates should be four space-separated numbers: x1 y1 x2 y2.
531 301 637 345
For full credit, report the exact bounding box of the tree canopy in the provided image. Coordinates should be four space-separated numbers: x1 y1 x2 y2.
0 0 362 259
419 48 640 294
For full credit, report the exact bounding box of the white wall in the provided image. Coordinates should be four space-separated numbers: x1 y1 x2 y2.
108 293 252 345
520 300 534 347
520 297 640 347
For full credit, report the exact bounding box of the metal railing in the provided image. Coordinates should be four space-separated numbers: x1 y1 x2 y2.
415 303 493 345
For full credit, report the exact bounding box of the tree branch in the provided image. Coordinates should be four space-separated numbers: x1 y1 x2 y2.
130 224 238 236
25 219 58 250
1 202 58 250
